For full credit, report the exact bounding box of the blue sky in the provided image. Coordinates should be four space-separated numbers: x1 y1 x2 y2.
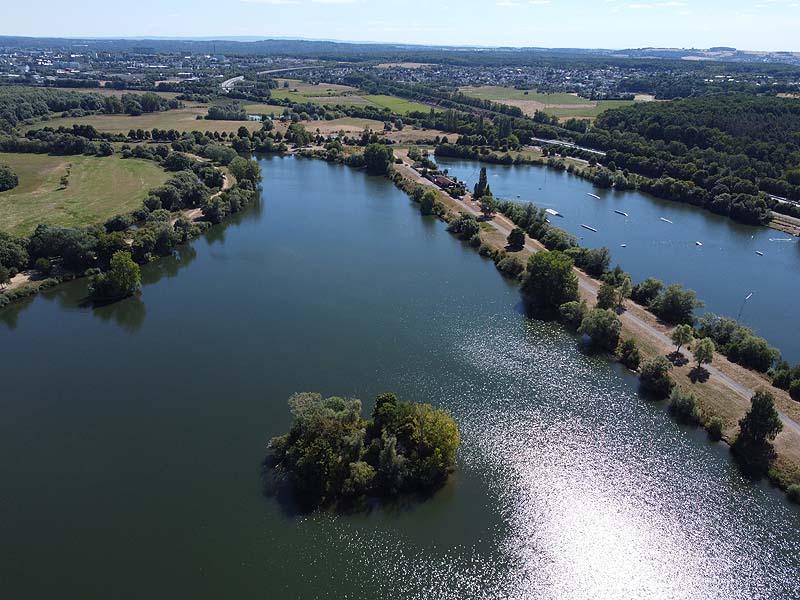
4 0 800 51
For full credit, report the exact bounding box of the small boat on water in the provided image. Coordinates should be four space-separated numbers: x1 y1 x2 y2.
696 241 703 246
587 193 601 200
614 210 629 217
545 208 563 217
756 251 764 256
769 238 793 242
581 224 598 232
620 244 627 248
660 217 673 224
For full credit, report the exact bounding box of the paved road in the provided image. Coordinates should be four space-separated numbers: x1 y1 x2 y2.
397 158 800 437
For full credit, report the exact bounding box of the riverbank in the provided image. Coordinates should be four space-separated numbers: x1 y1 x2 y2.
394 149 800 491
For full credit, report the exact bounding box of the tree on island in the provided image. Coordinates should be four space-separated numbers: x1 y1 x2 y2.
89 250 141 301
267 392 459 510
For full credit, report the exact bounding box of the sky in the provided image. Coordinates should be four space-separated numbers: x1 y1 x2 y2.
3 0 800 52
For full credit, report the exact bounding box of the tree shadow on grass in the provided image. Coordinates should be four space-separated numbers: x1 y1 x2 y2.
667 351 689 367
689 366 710 383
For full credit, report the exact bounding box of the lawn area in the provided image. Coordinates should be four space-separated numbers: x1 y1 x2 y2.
459 86 634 120
47 86 181 100
0 153 170 235
362 95 436 115
26 107 263 135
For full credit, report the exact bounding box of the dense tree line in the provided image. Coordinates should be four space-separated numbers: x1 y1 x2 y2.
267 392 460 509
0 164 18 191
582 95 800 222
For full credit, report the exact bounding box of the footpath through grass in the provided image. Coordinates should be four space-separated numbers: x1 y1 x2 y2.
0 153 169 236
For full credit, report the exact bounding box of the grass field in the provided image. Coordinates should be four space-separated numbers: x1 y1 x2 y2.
26 107 264 135
362 95 436 115
459 86 635 120
0 153 170 235
297 117 386 136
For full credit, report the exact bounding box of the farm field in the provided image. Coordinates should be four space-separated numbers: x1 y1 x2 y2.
459 86 635 119
47 86 181 99
362 95 435 114
0 153 170 235
26 107 263 135
296 117 385 136
269 81 436 114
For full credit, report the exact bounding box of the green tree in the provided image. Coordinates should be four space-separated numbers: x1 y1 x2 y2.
651 283 703 325
479 195 497 219
364 144 394 175
639 356 674 398
228 157 262 185
0 164 18 192
694 337 716 370
420 190 436 216
617 338 641 371
473 167 488 198
578 308 622 351
507 227 525 250
732 390 783 476
668 388 700 424
89 250 141 300
671 324 694 353
559 300 587 329
616 275 633 310
596 281 617 310
522 251 579 310
0 263 9 289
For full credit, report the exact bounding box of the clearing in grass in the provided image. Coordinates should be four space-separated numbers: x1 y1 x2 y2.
0 153 170 236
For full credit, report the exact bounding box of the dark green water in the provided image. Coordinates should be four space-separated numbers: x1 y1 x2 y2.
1 156 799 599
438 158 800 363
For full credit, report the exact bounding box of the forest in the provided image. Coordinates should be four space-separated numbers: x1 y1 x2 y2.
582 95 800 222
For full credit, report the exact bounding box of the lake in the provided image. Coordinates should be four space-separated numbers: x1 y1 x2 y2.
437 157 800 363
1 155 799 599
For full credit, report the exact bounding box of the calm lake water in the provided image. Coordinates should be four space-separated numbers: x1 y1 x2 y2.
1 156 799 599
438 158 800 363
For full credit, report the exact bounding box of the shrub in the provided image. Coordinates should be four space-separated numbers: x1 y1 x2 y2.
495 255 524 278
639 356 674 398
790 380 800 401
104 213 134 232
0 164 19 191
578 308 621 351
559 300 587 329
469 233 482 248
34 257 51 275
617 338 641 371
668 388 700 424
707 416 724 441
788 484 800 504
507 227 525 250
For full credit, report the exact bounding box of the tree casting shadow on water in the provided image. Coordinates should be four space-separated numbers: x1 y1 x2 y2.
260 456 445 518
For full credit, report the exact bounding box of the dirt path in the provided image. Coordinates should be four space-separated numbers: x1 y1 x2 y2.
395 154 800 438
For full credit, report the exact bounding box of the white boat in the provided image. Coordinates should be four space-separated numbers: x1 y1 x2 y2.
695 241 703 246
620 244 627 248
545 208 563 217
660 217 673 224
769 238 793 242
756 251 764 256
581 224 598 232
587 193 601 200
614 210 629 217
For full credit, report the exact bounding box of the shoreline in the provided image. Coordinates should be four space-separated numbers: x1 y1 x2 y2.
392 149 800 494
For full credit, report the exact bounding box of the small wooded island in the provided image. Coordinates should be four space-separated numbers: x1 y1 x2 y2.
267 392 460 509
